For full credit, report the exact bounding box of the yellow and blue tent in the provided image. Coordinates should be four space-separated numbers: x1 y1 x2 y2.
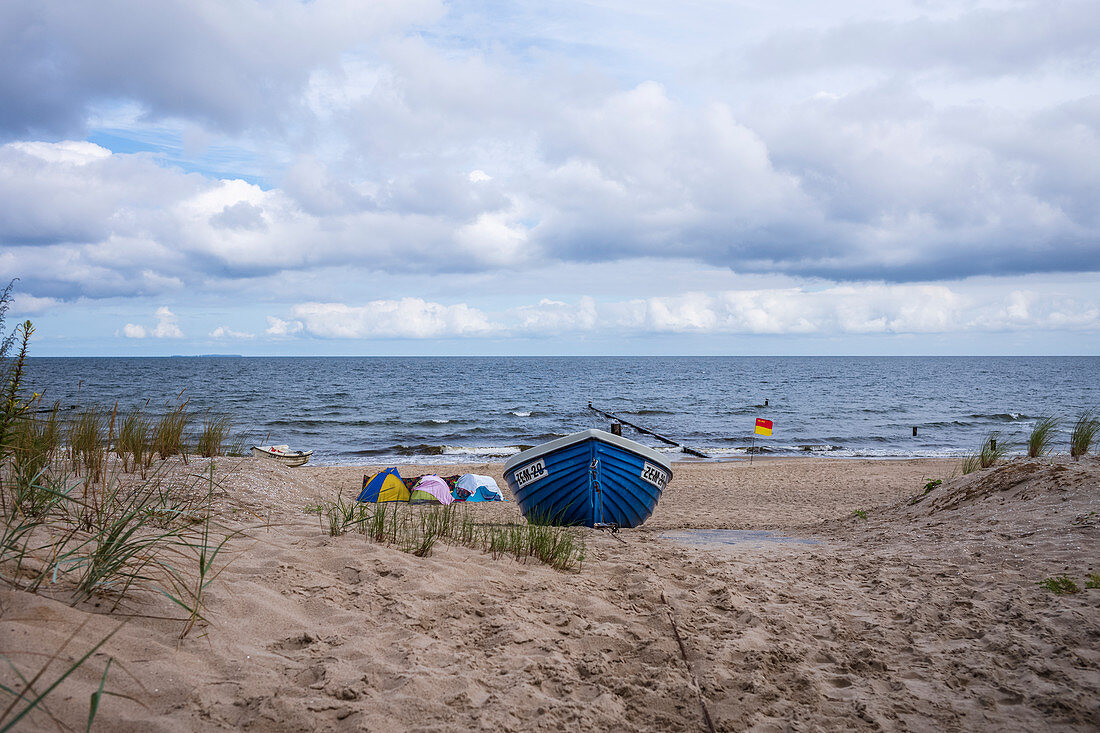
358 468 410 503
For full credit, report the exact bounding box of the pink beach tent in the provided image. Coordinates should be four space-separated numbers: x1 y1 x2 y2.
409 475 455 505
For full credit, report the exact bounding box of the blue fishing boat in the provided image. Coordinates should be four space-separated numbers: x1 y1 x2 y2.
503 429 673 528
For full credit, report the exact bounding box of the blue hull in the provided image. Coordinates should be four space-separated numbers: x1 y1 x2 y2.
503 430 672 528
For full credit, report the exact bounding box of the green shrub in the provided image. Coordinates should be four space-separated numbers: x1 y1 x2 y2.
1038 575 1080 594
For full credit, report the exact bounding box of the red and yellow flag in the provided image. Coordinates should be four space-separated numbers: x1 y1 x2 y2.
754 418 773 436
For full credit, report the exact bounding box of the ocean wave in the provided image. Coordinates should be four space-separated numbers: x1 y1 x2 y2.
266 417 404 428
511 411 532 417
356 444 446 456
348 443 524 459
969 412 1027 421
441 445 523 457
798 444 844 452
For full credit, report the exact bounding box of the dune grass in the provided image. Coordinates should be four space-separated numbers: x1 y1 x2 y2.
1027 416 1059 458
1 288 233 726
151 405 189 461
1070 410 1098 461
961 430 1011 474
321 498 585 571
67 405 113 489
3 398 242 636
117 407 152 476
196 412 232 458
6 402 62 496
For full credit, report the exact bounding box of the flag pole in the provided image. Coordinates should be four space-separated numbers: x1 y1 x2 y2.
750 433 755 465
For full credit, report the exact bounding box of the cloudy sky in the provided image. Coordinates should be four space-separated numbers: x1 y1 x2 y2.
2 0 1097 355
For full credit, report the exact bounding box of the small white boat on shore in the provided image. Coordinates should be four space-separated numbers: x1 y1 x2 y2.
251 445 314 467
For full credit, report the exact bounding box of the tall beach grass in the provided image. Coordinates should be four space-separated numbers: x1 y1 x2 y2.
961 430 1011 474
196 411 232 458
117 407 152 476
320 498 585 572
68 406 107 483
1 302 247 727
1027 416 1059 458
151 404 190 461
1070 410 1099 461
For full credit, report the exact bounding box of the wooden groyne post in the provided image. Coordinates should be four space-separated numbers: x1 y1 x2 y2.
588 402 710 458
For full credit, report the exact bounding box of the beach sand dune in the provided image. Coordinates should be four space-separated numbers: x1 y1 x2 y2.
2 457 1097 731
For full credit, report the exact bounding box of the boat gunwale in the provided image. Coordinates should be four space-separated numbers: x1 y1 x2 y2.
503 429 672 477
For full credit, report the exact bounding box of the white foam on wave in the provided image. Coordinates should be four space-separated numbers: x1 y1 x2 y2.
511 411 532 417
690 444 978 460
430 419 450 424
441 445 523 458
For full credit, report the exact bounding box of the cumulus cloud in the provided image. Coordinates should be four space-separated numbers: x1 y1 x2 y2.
265 316 303 336
10 293 60 315
270 284 1099 340
9 141 111 165
151 307 183 338
741 1 1100 79
591 286 1098 336
120 308 183 339
1 0 1098 357
0 0 445 138
291 299 495 339
512 297 599 333
209 201 266 231
210 325 254 339
7 61 1099 303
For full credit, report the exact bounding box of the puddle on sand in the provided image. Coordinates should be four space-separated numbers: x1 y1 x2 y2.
662 529 822 550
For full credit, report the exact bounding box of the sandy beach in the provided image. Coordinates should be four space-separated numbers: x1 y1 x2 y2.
2 455 1098 731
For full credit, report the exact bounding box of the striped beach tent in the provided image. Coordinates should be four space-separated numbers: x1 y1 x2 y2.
358 468 411 503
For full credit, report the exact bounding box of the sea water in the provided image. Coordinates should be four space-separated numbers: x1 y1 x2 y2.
22 356 1100 466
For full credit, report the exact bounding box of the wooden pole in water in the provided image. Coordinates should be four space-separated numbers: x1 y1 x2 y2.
913 426 918 437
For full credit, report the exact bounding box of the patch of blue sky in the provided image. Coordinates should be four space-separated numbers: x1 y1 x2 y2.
419 0 674 84
87 126 271 188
